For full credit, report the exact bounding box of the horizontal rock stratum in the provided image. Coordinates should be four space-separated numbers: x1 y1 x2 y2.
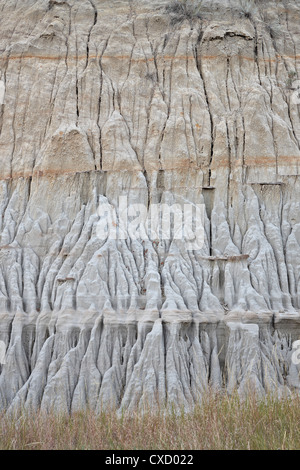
0 0 300 413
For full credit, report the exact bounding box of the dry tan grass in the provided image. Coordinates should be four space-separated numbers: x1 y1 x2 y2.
0 391 300 450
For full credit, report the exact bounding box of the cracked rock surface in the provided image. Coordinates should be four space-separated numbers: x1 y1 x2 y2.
0 0 300 413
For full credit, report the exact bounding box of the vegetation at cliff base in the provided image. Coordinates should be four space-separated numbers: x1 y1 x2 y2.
1 392 300 450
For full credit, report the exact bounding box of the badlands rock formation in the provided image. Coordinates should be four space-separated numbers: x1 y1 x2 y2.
0 0 300 413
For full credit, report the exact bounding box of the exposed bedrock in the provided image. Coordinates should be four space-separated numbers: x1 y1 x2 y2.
0 0 300 412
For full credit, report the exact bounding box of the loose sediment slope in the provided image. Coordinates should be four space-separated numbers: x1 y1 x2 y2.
0 0 300 413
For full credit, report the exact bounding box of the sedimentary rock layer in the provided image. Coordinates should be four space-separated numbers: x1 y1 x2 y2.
0 0 300 412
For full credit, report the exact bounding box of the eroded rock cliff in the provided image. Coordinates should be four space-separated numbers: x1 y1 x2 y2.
0 0 300 413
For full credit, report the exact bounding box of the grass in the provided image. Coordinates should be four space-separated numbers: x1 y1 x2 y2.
0 391 300 450
286 70 297 89
165 0 203 26
238 0 258 19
